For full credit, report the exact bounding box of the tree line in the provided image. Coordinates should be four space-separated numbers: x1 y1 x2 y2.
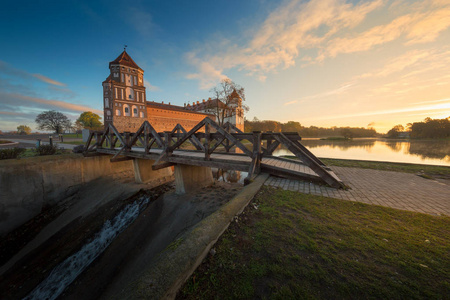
8 111 103 135
387 117 450 139
244 118 377 138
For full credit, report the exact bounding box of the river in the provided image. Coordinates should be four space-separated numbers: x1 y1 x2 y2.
272 138 450 167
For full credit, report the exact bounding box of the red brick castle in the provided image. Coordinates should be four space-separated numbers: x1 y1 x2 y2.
103 50 244 132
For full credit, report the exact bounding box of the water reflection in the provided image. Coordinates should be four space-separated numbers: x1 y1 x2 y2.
272 138 450 166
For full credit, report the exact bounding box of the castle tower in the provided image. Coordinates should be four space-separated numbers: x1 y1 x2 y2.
227 89 244 131
103 50 147 132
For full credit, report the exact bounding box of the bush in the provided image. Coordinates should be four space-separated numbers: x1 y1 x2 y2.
0 148 26 160
36 145 57 156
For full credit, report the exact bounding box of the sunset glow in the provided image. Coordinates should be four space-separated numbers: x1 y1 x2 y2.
0 0 449 133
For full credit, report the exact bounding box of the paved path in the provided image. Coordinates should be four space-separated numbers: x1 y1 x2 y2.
265 166 450 216
0 139 78 150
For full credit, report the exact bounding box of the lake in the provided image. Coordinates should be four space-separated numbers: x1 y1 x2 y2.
272 138 450 167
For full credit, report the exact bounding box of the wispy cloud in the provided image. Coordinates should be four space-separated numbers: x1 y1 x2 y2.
283 100 298 106
317 99 450 120
302 82 355 100
32 73 66 86
144 79 161 92
0 93 102 115
185 0 450 89
186 0 382 88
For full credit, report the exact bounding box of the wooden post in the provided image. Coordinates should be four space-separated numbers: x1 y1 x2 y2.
204 123 210 160
244 131 261 185
96 132 102 148
124 132 131 151
266 131 272 157
164 131 173 156
253 131 262 173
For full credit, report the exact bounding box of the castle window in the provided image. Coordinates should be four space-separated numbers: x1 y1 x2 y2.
105 98 109 108
106 110 111 116
132 106 138 117
116 109 121 116
124 104 130 116
140 111 144 118
121 73 124 82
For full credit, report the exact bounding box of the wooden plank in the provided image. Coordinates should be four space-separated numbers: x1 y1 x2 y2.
274 133 344 188
205 118 253 157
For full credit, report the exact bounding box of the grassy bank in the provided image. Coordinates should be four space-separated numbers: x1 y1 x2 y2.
282 156 450 177
178 187 450 299
320 158 450 177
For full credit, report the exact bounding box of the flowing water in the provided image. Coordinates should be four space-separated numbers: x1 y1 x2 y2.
24 196 150 300
273 138 450 166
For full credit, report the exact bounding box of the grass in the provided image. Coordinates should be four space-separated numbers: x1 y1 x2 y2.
61 140 86 145
178 187 450 299
319 157 450 177
282 156 450 177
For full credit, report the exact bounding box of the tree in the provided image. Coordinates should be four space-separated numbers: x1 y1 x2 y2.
17 125 31 135
386 124 404 138
207 79 249 126
35 110 71 133
76 111 103 130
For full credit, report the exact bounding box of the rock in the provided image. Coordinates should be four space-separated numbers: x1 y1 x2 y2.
209 248 216 256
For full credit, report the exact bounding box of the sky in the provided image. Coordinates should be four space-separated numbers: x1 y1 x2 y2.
0 0 449 133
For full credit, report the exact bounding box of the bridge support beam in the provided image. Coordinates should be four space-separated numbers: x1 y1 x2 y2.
133 158 173 184
174 164 213 194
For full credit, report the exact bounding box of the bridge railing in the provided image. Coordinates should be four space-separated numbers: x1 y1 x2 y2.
84 117 344 188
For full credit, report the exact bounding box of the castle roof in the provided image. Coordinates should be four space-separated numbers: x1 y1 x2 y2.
146 101 215 117
109 50 143 71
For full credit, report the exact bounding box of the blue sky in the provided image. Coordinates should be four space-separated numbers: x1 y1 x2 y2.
1 0 449 133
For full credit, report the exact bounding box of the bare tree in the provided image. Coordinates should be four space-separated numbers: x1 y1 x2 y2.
35 110 71 133
206 79 249 126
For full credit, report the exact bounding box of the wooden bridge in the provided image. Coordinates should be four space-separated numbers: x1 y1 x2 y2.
83 118 345 189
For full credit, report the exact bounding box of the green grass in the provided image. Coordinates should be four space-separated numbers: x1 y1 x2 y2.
319 157 450 176
178 187 450 299
62 133 82 139
282 156 450 177
60 140 86 145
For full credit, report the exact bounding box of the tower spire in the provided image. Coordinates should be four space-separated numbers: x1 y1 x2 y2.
124 44 127 51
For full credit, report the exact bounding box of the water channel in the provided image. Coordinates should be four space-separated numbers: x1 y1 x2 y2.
272 138 450 167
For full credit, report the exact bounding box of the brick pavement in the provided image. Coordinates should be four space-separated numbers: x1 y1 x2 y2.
264 166 450 216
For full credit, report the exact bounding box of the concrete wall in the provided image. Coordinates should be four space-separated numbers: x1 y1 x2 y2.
0 154 139 236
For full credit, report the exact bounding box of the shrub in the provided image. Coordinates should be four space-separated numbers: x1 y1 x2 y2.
36 145 57 156
0 148 26 160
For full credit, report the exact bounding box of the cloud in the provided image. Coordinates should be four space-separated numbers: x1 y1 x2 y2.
322 1 450 58
0 92 102 115
185 0 450 88
302 82 355 100
144 79 161 92
0 111 25 116
317 98 450 120
283 100 298 106
185 0 383 88
32 74 66 86
358 49 431 78
125 7 157 37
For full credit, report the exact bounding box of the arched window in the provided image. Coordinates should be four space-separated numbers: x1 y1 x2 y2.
132 105 138 117
106 110 111 116
140 111 144 118
124 104 130 116
116 109 121 116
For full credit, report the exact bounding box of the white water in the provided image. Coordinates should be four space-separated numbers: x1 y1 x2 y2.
24 196 150 300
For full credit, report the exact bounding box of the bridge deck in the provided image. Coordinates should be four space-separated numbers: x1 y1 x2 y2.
97 147 338 184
